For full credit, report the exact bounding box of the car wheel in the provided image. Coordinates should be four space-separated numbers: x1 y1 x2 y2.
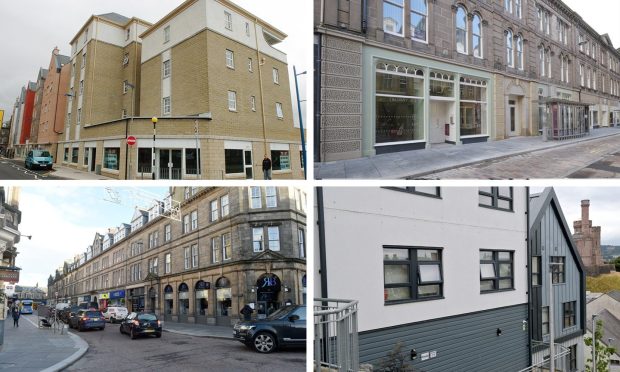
130 328 137 340
253 332 276 353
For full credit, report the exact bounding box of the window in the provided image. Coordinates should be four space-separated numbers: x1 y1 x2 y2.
532 256 541 286
385 186 440 197
253 227 264 252
184 247 190 269
123 80 129 94
191 244 198 268
224 11 232 30
268 226 280 251
383 0 404 36
456 6 467 54
478 187 513 211
185 148 200 175
163 59 171 78
221 195 229 217
271 149 290 171
506 30 514 67
480 250 513 292
472 14 482 58
226 50 234 69
212 237 220 263
211 200 218 221
383 246 442 303
103 147 120 170
164 26 170 43
163 96 171 115
516 35 523 70
276 102 283 118
245 22 250 37
410 0 427 42
551 256 565 283
266 187 277 207
250 187 262 208
542 306 550 335
183 214 190 233
191 210 198 230
298 229 305 258
248 58 253 72
222 233 231 260
165 224 171 242
228 91 237 111
250 96 256 111
273 68 279 84
563 301 576 328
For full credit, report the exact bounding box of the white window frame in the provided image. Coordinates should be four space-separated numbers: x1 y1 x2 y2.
228 91 237 112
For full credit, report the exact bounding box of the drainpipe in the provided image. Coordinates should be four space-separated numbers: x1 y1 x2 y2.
362 0 368 34
317 187 327 299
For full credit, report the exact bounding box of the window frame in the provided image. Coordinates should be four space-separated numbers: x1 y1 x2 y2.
479 249 514 293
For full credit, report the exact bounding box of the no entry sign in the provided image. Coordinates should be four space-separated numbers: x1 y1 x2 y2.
127 136 137 146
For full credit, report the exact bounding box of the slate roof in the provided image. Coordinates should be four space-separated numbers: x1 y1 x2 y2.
97 12 130 26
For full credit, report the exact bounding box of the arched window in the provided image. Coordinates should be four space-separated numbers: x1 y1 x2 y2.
456 6 467 54
411 0 428 42
506 30 514 67
539 46 545 77
516 35 523 70
472 14 482 58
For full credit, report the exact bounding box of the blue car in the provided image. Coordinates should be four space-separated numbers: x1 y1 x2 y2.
69 310 105 332
25 150 53 170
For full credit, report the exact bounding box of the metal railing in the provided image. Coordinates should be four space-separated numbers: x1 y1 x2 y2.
518 341 571 372
314 298 359 372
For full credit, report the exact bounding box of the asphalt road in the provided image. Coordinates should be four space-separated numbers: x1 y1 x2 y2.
0 158 66 180
65 322 306 372
418 134 620 179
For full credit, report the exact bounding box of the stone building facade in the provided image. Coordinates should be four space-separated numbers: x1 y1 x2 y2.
573 199 611 275
47 186 306 326
315 0 620 161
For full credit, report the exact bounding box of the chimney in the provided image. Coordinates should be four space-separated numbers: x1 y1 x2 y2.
581 199 590 227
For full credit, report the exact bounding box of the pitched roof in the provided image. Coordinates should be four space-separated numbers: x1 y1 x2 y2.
97 12 131 26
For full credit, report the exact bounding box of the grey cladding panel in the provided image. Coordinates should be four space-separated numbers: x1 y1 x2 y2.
359 304 529 372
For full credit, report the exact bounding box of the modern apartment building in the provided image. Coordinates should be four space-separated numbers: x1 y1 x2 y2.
316 186 530 371
529 187 585 371
48 186 307 326
36 48 71 156
314 0 620 161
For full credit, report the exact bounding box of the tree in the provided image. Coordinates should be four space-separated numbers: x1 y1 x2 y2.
585 319 617 372
614 257 620 272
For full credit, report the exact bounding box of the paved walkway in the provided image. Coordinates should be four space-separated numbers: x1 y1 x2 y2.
0 314 88 372
162 321 233 340
314 127 620 179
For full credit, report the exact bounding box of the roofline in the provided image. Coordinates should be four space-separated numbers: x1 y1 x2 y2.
139 0 287 41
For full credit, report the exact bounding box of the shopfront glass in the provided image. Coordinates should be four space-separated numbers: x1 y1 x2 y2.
459 77 487 136
375 62 425 144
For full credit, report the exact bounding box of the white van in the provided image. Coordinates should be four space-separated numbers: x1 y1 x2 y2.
102 306 128 323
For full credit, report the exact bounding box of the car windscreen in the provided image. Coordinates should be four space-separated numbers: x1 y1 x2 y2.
33 151 51 157
137 313 157 321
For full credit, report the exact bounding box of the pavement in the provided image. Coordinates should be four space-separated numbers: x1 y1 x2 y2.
314 126 620 179
0 314 88 372
162 321 233 340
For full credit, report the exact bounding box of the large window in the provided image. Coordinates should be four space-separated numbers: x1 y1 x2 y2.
563 301 576 328
410 0 427 42
551 256 565 283
376 62 424 144
383 0 404 36
472 14 482 58
506 30 514 67
103 148 120 170
478 187 513 211
460 77 487 136
480 250 513 292
383 246 443 303
456 6 467 54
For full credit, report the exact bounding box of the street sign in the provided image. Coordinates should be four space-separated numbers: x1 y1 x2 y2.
127 136 137 146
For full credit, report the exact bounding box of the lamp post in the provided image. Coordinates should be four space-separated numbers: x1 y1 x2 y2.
124 82 135 180
293 66 307 179
151 117 157 180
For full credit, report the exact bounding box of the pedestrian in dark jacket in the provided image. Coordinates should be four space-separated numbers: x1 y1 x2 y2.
12 306 20 327
240 304 253 321
262 156 272 180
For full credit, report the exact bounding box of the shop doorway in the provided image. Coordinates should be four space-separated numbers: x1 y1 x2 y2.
256 273 281 319
194 280 209 324
178 283 189 323
164 285 173 321
159 149 182 180
215 277 231 326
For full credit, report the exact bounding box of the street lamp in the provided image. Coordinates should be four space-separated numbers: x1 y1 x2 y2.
124 82 135 180
151 117 157 180
293 66 307 179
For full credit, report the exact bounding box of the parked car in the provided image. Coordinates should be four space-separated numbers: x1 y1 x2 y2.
25 150 53 170
102 306 128 323
60 305 80 323
119 312 162 339
233 304 306 353
69 309 105 331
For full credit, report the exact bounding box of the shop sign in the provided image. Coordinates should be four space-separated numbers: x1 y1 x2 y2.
110 290 125 299
216 288 232 301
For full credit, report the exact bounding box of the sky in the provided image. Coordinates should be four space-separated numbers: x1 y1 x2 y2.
14 186 168 289
531 186 620 246
0 0 311 127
